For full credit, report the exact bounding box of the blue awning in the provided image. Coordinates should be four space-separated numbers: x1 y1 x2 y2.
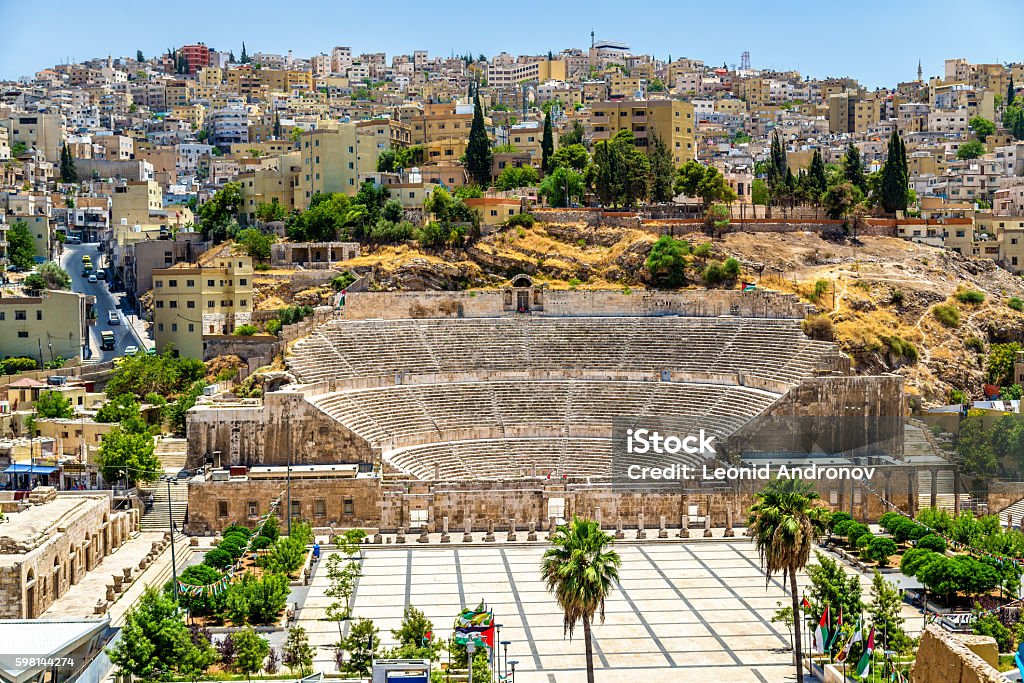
3 464 57 475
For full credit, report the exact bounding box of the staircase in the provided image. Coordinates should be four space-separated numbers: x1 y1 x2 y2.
138 480 189 532
917 469 959 512
154 437 188 474
999 499 1024 528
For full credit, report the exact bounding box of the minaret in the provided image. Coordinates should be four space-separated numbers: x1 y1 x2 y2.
917 60 922 83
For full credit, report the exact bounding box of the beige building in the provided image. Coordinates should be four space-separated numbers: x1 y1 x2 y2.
297 124 359 209
590 99 696 165
152 255 254 359
0 290 90 361
110 181 162 227
0 111 64 163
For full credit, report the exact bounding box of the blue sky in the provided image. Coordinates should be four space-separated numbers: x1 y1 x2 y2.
1 0 1019 87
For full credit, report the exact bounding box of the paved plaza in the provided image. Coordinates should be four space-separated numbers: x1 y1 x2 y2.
297 539 922 683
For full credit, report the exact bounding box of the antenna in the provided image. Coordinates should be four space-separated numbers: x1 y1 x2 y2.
740 51 751 71
590 31 595 49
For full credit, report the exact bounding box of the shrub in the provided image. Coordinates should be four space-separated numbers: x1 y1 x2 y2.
223 524 252 538
1009 296 1024 312
885 336 919 364
801 314 835 341
330 272 356 291
832 519 855 538
259 537 306 576
505 213 535 228
692 242 712 259
203 548 234 570
266 319 282 335
855 532 874 549
956 289 985 305
867 537 898 566
812 279 830 301
973 611 1013 652
890 290 904 306
846 523 871 546
932 304 960 327
0 357 38 375
250 535 273 551
878 512 903 532
965 336 985 353
567 277 581 289
828 511 853 531
279 306 314 326
219 539 245 560
722 257 741 278
916 534 947 553
234 324 258 336
702 262 725 286
258 514 280 542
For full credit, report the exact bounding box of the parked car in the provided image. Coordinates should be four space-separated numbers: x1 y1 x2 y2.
88 274 98 283
108 311 120 325
65 236 81 244
96 270 106 280
123 345 139 355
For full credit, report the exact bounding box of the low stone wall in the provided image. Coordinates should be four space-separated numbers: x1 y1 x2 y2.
988 481 1024 514
910 624 1001 683
203 335 280 363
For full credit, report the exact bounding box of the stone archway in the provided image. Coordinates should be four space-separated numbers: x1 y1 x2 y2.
52 556 62 599
24 568 36 619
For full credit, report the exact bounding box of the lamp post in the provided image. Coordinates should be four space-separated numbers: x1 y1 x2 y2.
500 640 511 681
508 660 518 683
493 623 502 673
165 477 179 599
465 641 475 683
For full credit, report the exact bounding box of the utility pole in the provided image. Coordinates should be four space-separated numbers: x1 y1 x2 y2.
167 477 179 599
285 413 292 536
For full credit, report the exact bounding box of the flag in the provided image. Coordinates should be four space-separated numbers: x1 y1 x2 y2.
836 615 862 663
856 627 875 677
829 605 844 649
801 595 810 609
453 603 495 649
813 605 830 654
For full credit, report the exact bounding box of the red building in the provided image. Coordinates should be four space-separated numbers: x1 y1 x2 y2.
179 44 212 74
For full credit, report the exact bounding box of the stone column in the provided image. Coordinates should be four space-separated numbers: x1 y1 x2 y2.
507 518 517 542
658 515 667 539
636 512 646 540
463 517 473 543
484 520 496 543
615 517 624 540
547 517 557 540
907 470 916 518
396 527 406 544
724 506 735 537
527 521 537 541
678 512 690 539
952 469 960 514
440 517 450 543
704 512 712 538
930 468 938 509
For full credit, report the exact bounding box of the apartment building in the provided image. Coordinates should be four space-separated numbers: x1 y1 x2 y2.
297 123 359 208
208 105 251 149
238 151 303 224
0 290 90 361
110 180 162 226
589 99 696 165
152 256 254 359
178 44 212 75
0 111 64 163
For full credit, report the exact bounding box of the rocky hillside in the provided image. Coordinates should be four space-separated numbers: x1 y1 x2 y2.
251 221 1024 404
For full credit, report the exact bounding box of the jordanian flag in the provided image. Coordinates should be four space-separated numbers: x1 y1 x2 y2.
829 605 844 649
813 604 830 653
836 615 862 663
856 627 875 677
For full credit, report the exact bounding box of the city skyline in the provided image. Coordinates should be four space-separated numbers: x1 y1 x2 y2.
2 0 1020 87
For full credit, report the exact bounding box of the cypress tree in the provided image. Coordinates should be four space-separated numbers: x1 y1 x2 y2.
1008 76 1016 107
842 142 868 194
541 110 554 172
648 133 676 203
767 130 788 195
464 94 493 187
59 143 77 184
240 42 249 64
808 149 827 197
880 130 909 214
273 113 281 139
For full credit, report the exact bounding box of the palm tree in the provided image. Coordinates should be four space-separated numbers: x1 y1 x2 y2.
540 516 621 683
748 478 823 683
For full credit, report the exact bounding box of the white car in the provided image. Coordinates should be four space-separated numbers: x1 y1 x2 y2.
88 274 98 283
123 345 139 356
108 311 120 325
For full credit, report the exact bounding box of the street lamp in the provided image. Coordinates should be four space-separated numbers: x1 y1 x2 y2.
164 476 179 599
508 660 518 683
465 641 476 683
493 624 503 673
500 640 511 681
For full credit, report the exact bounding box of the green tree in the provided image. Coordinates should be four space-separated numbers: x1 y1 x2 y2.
806 149 828 200
550 143 590 172
540 517 621 683
751 178 769 205
35 390 73 419
59 143 78 184
240 42 249 64
495 165 539 191
254 199 287 223
232 627 270 681
339 618 379 675
748 479 824 683
867 570 910 653
136 50 145 62
23 262 71 291
282 625 314 676
842 141 868 195
197 182 244 242
880 130 909 214
464 95 493 187
957 416 999 478
560 121 585 147
988 342 1022 386
648 133 677 204
107 587 217 681
767 130 789 199
97 425 159 486
236 227 275 263
539 166 585 207
957 140 986 160
225 572 290 625
645 235 691 287
822 180 863 220
674 160 737 208
867 537 898 566
541 109 554 172
7 221 37 269
969 116 995 143
273 113 281 139
592 130 650 209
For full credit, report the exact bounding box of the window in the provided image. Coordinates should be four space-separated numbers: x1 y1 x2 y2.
187 300 195 308
343 499 354 515
169 301 177 309
0 313 4 320
208 279 215 286
208 301 215 308
290 500 301 518
547 497 566 523
239 278 247 286
15 310 26 320
17 331 28 338
314 499 326 518
239 300 248 307
410 508 428 526
171 323 177 332
158 323 164 331
217 500 228 518
36 311 42 321
188 323 194 332
186 279 195 287
168 280 177 287
156 301 164 308
247 501 258 518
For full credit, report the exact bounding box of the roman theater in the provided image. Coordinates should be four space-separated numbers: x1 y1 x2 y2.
185 277 928 535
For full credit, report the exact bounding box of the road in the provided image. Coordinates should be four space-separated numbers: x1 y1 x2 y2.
60 242 150 362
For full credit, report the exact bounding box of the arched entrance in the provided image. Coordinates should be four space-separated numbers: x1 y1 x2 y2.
24 568 36 618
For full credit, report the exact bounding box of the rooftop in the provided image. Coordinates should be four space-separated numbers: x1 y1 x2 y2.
0 495 107 556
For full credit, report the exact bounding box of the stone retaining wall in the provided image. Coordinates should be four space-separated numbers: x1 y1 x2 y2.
910 624 1001 683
